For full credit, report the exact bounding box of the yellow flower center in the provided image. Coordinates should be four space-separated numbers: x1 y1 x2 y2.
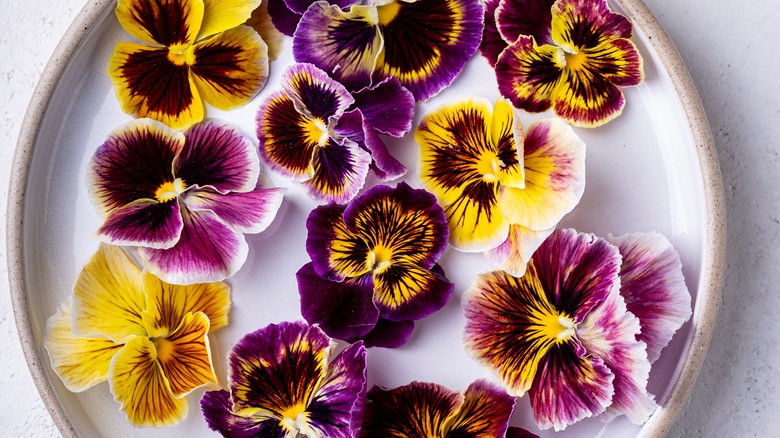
303 118 330 147
476 152 503 183
377 1 402 25
155 178 186 202
537 312 576 343
152 337 174 362
167 44 195 66
368 245 393 273
564 50 588 71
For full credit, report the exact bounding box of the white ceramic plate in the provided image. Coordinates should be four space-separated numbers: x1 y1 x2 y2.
8 0 725 437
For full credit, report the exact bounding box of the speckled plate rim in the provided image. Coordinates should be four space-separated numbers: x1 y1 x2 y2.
7 0 725 437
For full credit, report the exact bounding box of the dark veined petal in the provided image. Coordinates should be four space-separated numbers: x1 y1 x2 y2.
199 0 261 39
551 56 626 127
109 336 188 427
496 36 564 114
550 0 633 52
184 185 284 234
140 206 248 285
608 232 691 363
297 262 379 341
443 379 515 437
351 317 414 348
372 262 454 322
96 200 183 249
201 389 285 437
267 0 301 36
350 76 415 137
87 118 183 215
585 39 644 87
190 25 270 111
281 63 354 122
108 43 204 130
496 0 556 47
484 223 554 277
360 382 464 437
480 0 505 67
245 0 286 61
115 0 204 46
294 3 383 91
306 203 370 281
176 121 260 193
303 137 371 204
154 311 219 397
334 109 407 181
371 0 483 101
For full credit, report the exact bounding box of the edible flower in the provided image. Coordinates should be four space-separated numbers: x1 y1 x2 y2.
109 0 268 130
266 0 359 36
416 97 585 275
297 182 454 348
463 228 691 430
88 118 284 285
292 0 484 101
44 244 231 427
360 379 532 437
488 0 644 127
200 321 366 437
257 63 414 203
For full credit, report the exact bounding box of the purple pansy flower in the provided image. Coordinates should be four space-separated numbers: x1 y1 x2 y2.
88 118 284 285
297 182 454 348
201 321 366 437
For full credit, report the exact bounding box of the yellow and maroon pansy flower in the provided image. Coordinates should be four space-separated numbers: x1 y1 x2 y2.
200 321 366 437
491 0 644 127
291 0 483 101
88 118 284 285
416 97 585 275
463 228 691 430
297 182 454 348
44 244 230 427
109 0 269 130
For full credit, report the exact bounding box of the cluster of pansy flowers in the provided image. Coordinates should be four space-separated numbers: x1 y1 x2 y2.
42 0 694 435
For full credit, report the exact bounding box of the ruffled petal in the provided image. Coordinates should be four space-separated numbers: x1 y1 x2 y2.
108 43 204 130
293 3 383 91
87 118 183 215
141 271 231 337
303 137 371 204
115 0 204 46
154 311 218 397
72 244 147 342
550 0 632 52
371 0 484 101
372 262 454 321
267 0 301 36
349 77 415 137
281 63 354 121
306 203 370 281
484 224 554 277
184 186 284 234
495 37 563 114
199 0 261 38
175 121 261 190
140 206 248 284
190 25 270 111
44 300 123 392
498 117 586 230
297 262 379 341
443 379 515 437
608 232 691 363
109 336 188 427
496 0 556 46
333 109 407 181
96 200 183 249
245 0 286 61
360 382 463 437
201 389 284 437
352 318 414 348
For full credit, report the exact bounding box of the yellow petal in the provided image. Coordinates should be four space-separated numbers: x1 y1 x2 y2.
116 0 205 46
490 98 525 189
43 300 123 392
72 244 147 343
245 0 286 60
141 271 231 338
199 0 261 39
109 336 188 427
156 312 218 397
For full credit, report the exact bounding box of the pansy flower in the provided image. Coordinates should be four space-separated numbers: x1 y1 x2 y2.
257 63 414 203
44 244 231 427
292 0 484 101
297 182 454 348
200 321 366 437
88 118 284 285
416 97 585 275
360 379 533 437
489 0 644 127
109 0 269 130
463 228 691 430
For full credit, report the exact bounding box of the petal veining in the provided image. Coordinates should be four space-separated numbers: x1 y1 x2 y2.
443 379 516 437
115 0 204 47
184 185 284 234
154 311 218 397
495 37 563 114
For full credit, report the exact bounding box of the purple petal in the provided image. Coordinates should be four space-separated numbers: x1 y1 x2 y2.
372 262 454 322
140 206 248 284
305 203 370 282
334 109 407 181
305 137 372 204
480 0 506 67
200 389 285 438
281 63 355 121
351 318 414 348
495 36 561 114
496 0 556 46
609 232 692 363
445 379 516 437
183 185 284 234
96 200 183 249
284 0 360 15
349 77 415 137
507 427 541 438
267 0 300 36
550 0 633 51
176 121 261 193
297 262 379 341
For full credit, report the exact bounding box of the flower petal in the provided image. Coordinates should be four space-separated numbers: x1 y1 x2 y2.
109 336 188 427
444 379 515 437
303 137 371 204
498 117 586 230
184 185 284 234
245 0 286 61
297 262 379 341
115 0 204 46
333 109 407 181
306 203 370 281
350 77 415 137
190 25 270 111
96 200 184 249
586 39 644 87
495 37 563 114
44 300 123 392
480 0 506 67
155 311 219 397
199 0 261 38
551 57 626 127
484 224 554 277
108 43 204 130
72 244 147 342
371 0 484 101
373 262 454 322
201 389 285 437
293 3 383 91
351 318 414 348
284 0 357 15
608 232 692 363
140 206 248 284
496 0 556 46
360 382 464 437
141 271 231 337
281 63 355 121
550 0 632 52
87 119 184 215
507 427 542 438
267 0 301 36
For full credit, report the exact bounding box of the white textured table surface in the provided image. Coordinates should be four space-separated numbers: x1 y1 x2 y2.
1 0 776 436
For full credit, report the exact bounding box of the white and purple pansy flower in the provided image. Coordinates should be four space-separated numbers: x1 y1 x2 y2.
297 182 454 348
463 228 691 430
200 321 366 437
257 63 414 203
88 118 284 285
